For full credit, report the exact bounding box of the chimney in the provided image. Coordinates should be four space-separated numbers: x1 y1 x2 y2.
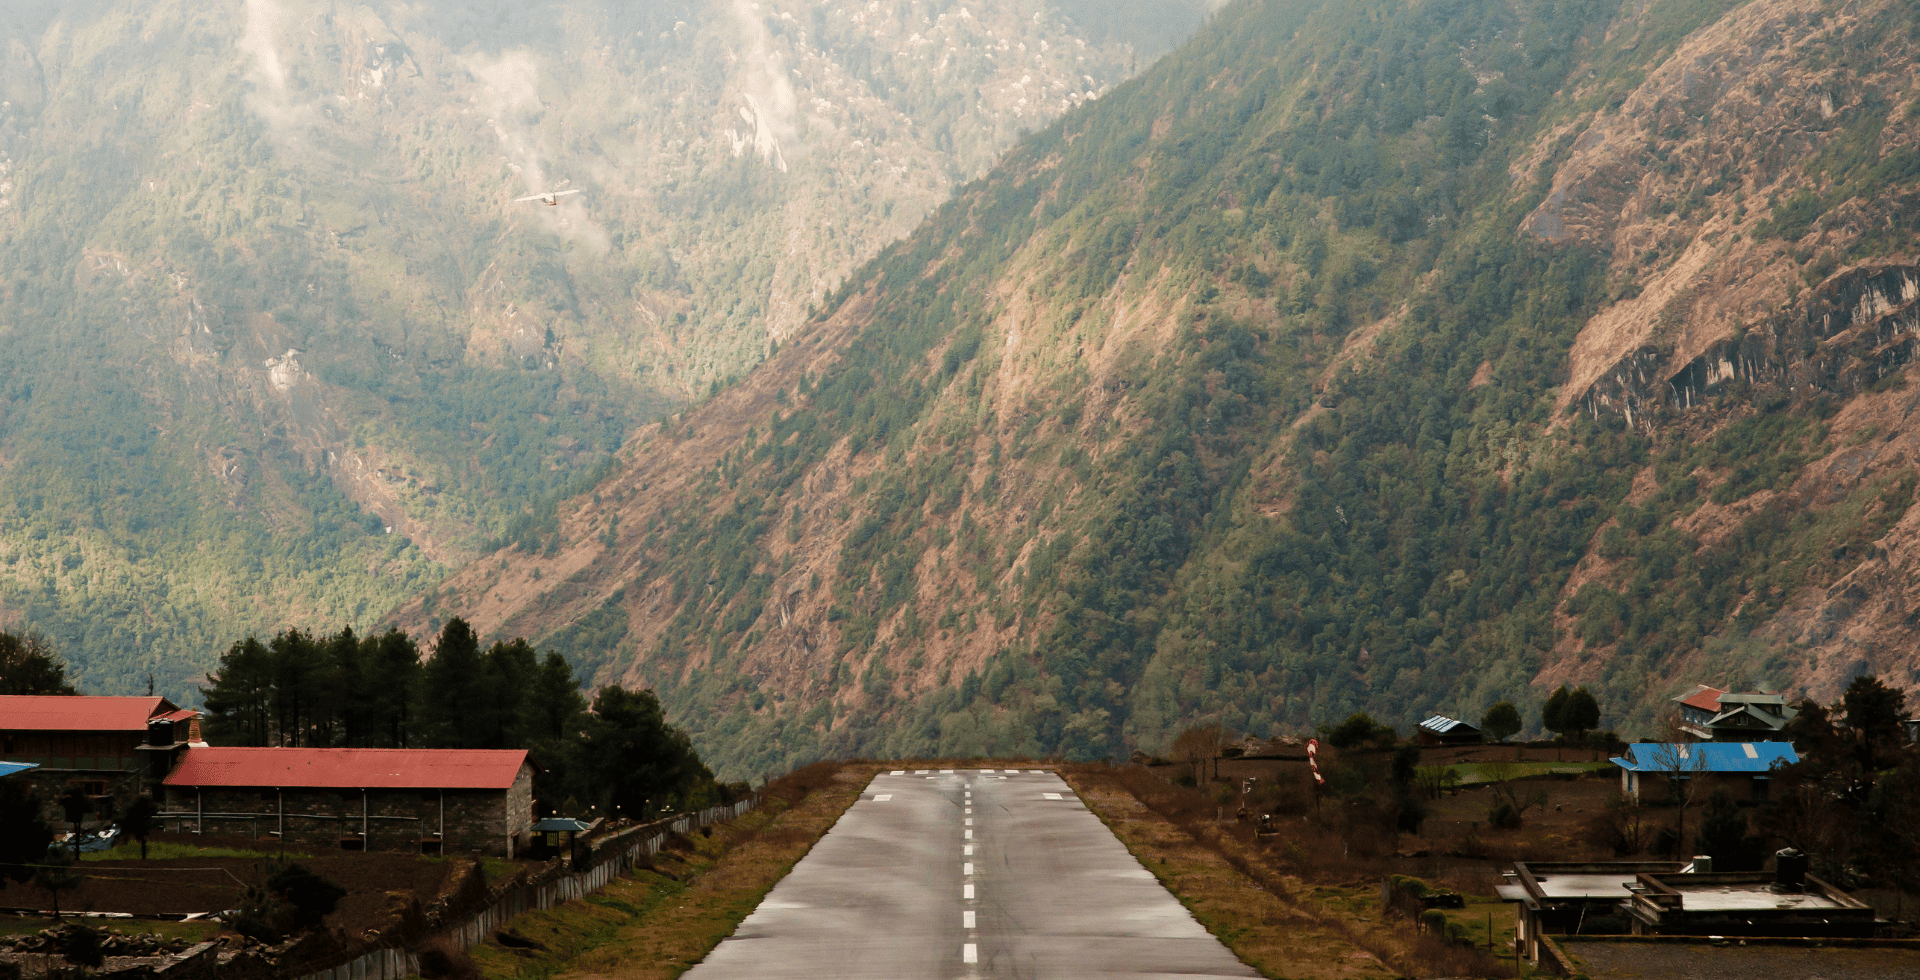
1774 847 1808 891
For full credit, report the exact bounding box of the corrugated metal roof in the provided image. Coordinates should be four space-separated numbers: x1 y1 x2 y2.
0 761 39 778
1674 685 1727 713
1610 742 1797 773
155 708 199 723
164 747 530 789
1419 715 1476 734
0 696 173 731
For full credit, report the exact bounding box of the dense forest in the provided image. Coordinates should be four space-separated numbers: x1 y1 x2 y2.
0 0 1183 697
399 0 1920 781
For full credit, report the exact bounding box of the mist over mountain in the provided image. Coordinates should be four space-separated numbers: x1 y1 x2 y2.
0 0 1205 695
393 0 1920 780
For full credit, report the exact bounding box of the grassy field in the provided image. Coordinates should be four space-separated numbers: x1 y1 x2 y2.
0 917 223 942
80 842 313 862
1419 761 1614 786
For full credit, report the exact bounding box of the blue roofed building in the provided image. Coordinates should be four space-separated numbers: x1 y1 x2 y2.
0 761 38 780
1611 741 1797 804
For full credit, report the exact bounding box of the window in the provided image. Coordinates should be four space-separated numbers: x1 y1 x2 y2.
1751 777 1770 804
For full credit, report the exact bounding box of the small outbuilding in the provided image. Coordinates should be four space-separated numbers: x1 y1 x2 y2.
161 747 535 856
1416 716 1483 746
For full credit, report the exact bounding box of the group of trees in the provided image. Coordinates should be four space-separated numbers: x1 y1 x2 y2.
198 618 733 817
1755 675 1920 889
1475 685 1601 743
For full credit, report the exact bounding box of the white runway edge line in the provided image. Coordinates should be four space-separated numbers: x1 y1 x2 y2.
872 794 893 801
1043 792 1063 800
963 943 978 964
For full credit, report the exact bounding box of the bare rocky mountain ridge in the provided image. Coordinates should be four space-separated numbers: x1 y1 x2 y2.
0 0 1202 693
390 0 1920 778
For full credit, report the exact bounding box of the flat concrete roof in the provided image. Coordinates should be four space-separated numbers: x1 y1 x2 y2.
1535 873 1641 900
1670 883 1848 911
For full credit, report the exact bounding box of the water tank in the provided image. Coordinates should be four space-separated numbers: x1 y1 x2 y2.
1775 847 1808 890
1691 855 1712 873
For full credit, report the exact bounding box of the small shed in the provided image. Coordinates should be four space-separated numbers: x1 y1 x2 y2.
1416 716 1483 746
529 817 592 860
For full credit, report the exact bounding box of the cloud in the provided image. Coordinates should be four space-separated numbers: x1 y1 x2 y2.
465 49 609 251
238 0 316 134
724 0 799 172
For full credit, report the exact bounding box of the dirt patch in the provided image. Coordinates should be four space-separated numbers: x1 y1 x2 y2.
0 838 453 938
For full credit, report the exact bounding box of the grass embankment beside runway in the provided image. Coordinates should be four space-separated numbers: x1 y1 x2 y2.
469 762 872 980
1063 768 1398 980
1064 766 1522 979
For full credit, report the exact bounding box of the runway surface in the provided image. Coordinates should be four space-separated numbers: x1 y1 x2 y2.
683 768 1259 979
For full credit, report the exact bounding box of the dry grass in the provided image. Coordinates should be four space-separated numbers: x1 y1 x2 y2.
1064 764 1520 979
469 763 872 980
1063 767 1396 980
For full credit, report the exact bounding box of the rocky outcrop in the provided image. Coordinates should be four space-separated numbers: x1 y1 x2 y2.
1579 263 1920 423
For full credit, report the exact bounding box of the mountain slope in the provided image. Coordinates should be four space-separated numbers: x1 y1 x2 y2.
398 0 1920 780
0 0 1201 694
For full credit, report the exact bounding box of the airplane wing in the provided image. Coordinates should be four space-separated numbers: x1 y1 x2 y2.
513 193 546 202
550 189 583 198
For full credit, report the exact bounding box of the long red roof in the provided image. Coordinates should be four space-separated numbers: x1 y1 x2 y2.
0 696 175 731
164 747 530 790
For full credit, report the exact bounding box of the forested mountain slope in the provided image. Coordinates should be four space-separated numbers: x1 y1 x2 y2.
0 0 1200 694
397 0 1920 781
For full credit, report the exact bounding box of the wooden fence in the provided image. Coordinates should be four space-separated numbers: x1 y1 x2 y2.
290 797 758 980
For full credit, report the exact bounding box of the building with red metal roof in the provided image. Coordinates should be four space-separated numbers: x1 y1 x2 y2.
0 696 201 810
160 747 535 857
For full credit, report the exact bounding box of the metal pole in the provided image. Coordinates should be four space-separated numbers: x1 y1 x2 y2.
196 788 203 835
362 788 369 845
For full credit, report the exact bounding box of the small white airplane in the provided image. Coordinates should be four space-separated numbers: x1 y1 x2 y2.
514 189 582 206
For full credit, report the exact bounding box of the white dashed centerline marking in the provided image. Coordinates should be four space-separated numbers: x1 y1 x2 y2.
963 883 975 899
873 794 892 801
964 910 975 929
963 943 978 964
1042 792 1063 800
964 862 974 875
965 829 973 839
964 844 974 855
965 818 973 826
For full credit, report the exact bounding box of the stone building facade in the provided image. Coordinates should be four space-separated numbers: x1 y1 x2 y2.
161 747 534 857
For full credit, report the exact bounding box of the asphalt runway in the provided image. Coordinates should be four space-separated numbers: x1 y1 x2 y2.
683 768 1258 979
